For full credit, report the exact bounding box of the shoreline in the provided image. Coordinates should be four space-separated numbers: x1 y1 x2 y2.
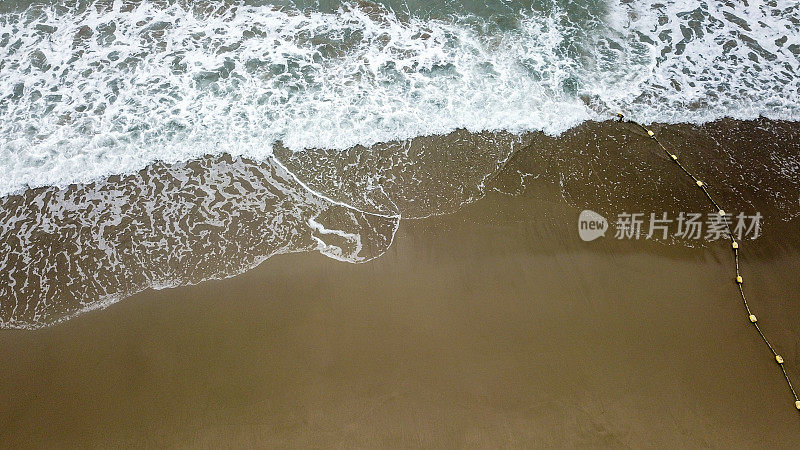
4 117 800 329
1 118 799 445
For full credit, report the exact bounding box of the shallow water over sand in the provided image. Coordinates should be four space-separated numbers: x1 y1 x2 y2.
2 119 799 328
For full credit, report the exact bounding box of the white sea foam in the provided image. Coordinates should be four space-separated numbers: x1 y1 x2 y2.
0 155 401 329
0 0 798 195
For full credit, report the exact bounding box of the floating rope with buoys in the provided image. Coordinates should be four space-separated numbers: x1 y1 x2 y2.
616 112 800 415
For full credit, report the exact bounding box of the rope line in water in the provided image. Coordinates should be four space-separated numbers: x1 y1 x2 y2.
616 113 800 414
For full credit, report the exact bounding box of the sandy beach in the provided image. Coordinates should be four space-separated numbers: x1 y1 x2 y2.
2 120 799 447
2 0 799 446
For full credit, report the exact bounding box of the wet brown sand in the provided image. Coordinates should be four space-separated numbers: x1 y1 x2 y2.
2 122 800 447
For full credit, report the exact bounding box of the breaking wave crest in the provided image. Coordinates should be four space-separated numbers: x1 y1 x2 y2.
0 0 798 194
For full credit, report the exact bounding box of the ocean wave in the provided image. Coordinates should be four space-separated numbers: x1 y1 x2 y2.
0 0 798 194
